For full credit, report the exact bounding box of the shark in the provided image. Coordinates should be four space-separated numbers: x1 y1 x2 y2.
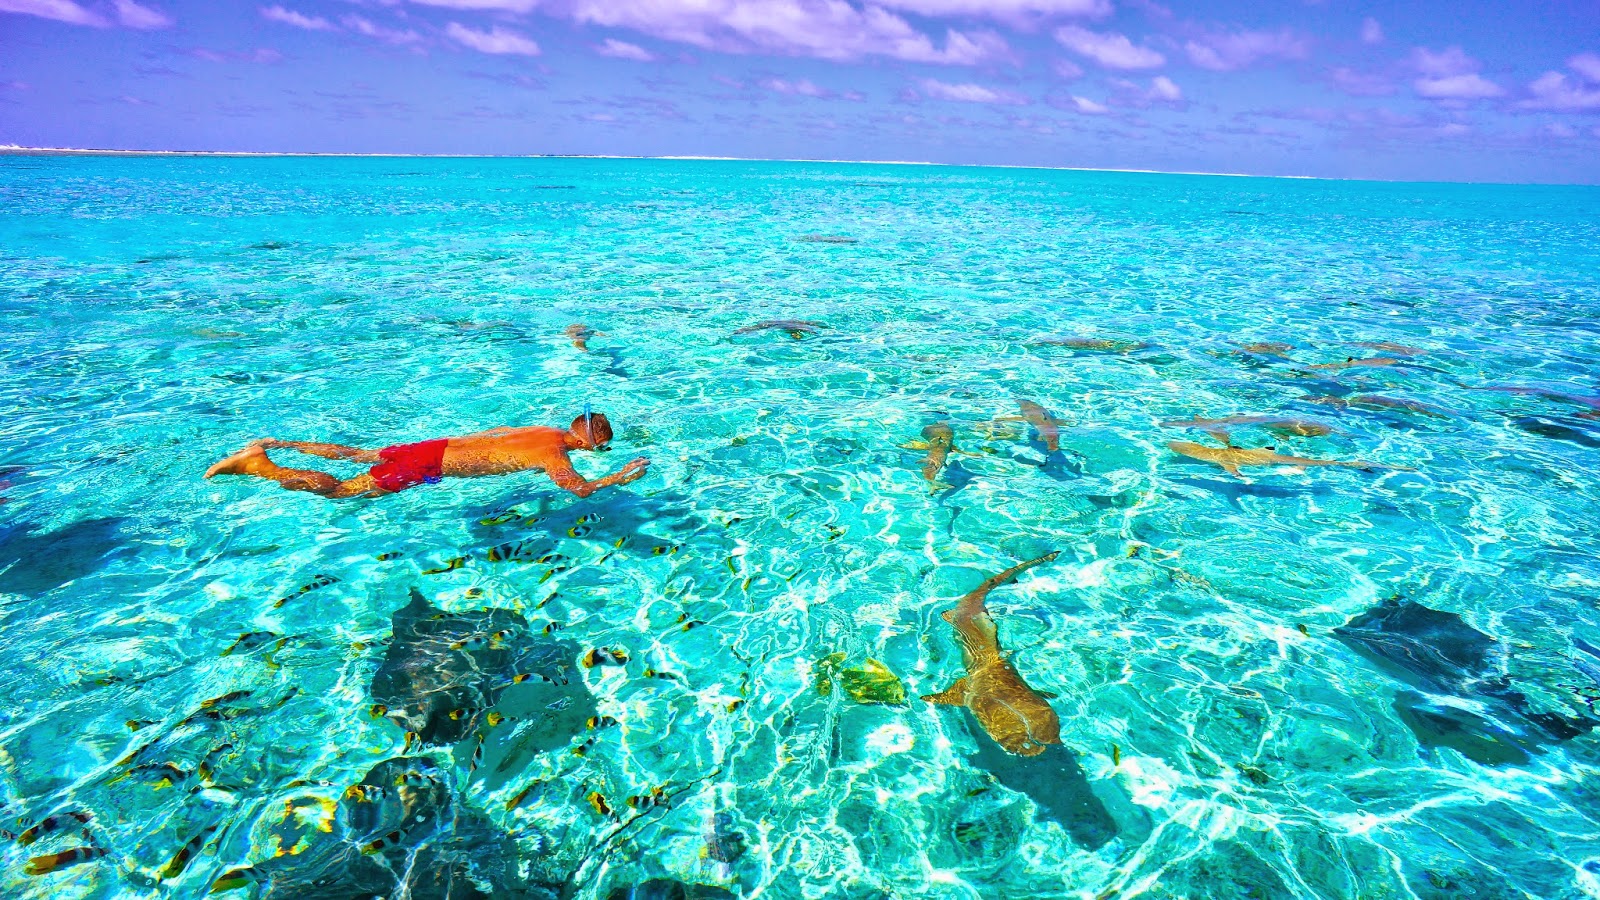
997 400 1064 452
1161 415 1333 442
1307 395 1450 418
564 323 597 351
1030 337 1148 354
1167 440 1401 478
1475 385 1600 419
1307 356 1401 372
901 422 956 486
733 319 825 340
1352 341 1427 357
923 553 1063 757
1234 341 1295 358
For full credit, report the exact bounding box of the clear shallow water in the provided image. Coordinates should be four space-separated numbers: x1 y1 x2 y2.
3 156 1600 900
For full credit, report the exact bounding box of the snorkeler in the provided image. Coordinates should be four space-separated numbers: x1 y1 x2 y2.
203 411 648 499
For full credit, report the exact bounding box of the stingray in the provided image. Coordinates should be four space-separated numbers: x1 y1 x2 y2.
466 660 597 792
370 588 580 746
1333 599 1598 763
1512 416 1600 449
215 757 560 899
607 881 737 900
1332 598 1499 695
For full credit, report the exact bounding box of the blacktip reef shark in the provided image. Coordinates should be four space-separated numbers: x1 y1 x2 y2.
1352 341 1427 357
1029 337 1149 354
1233 341 1296 359
991 400 1064 451
1161 415 1334 443
1474 385 1600 419
733 319 825 340
564 323 597 351
923 553 1063 757
1306 356 1402 372
901 422 958 487
1306 395 1450 418
1167 439 1407 478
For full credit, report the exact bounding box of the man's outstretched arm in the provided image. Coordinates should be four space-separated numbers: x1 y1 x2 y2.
544 457 650 498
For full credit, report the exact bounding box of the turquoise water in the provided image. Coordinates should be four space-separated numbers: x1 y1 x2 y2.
3 156 1600 899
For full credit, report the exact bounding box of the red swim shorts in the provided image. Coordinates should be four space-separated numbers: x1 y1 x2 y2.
369 439 450 493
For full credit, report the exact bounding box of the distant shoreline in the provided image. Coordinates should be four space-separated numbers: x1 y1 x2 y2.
0 145 1316 181
5 146 1592 186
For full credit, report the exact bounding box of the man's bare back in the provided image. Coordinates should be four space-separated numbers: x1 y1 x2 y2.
204 412 648 499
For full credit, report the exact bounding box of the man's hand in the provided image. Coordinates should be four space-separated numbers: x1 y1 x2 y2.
616 457 650 484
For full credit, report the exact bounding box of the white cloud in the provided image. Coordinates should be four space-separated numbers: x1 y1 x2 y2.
1567 52 1600 83
344 15 423 45
874 0 1110 20
413 0 539 10
113 0 169 28
1409 46 1503 102
595 37 655 61
1411 46 1478 78
762 77 831 97
261 5 334 31
1107 74 1183 108
1414 73 1504 100
917 77 1028 104
413 1 1013 65
1148 75 1181 102
446 21 541 55
1054 24 1163 70
1052 58 1083 80
1543 123 1577 138
1520 70 1600 112
1360 17 1382 46
1070 95 1107 114
1184 27 1307 72
0 0 105 26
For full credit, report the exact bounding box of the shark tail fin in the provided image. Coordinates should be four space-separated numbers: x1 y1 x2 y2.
921 678 968 706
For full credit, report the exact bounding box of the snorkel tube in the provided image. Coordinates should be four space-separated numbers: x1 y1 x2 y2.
582 402 611 451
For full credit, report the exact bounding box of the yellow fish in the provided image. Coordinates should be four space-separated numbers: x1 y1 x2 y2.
923 553 1063 757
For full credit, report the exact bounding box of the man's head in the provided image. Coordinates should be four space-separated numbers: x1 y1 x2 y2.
569 410 614 451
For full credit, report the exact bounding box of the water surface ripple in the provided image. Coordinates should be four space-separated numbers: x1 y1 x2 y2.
2 158 1599 899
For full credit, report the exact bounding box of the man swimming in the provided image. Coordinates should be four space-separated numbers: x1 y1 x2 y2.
203 411 648 499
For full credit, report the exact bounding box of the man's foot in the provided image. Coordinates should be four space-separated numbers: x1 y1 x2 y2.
205 445 269 479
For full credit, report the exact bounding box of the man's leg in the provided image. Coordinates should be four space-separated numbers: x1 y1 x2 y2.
205 445 382 498
263 439 382 463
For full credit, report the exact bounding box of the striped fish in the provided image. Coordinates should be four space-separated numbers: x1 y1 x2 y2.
25 846 107 876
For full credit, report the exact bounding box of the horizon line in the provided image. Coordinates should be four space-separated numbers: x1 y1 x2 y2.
1 145 1590 187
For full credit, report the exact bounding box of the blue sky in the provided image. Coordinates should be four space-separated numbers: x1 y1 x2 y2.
1 0 1597 182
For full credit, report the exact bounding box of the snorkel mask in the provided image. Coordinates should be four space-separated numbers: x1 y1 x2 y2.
582 402 612 451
